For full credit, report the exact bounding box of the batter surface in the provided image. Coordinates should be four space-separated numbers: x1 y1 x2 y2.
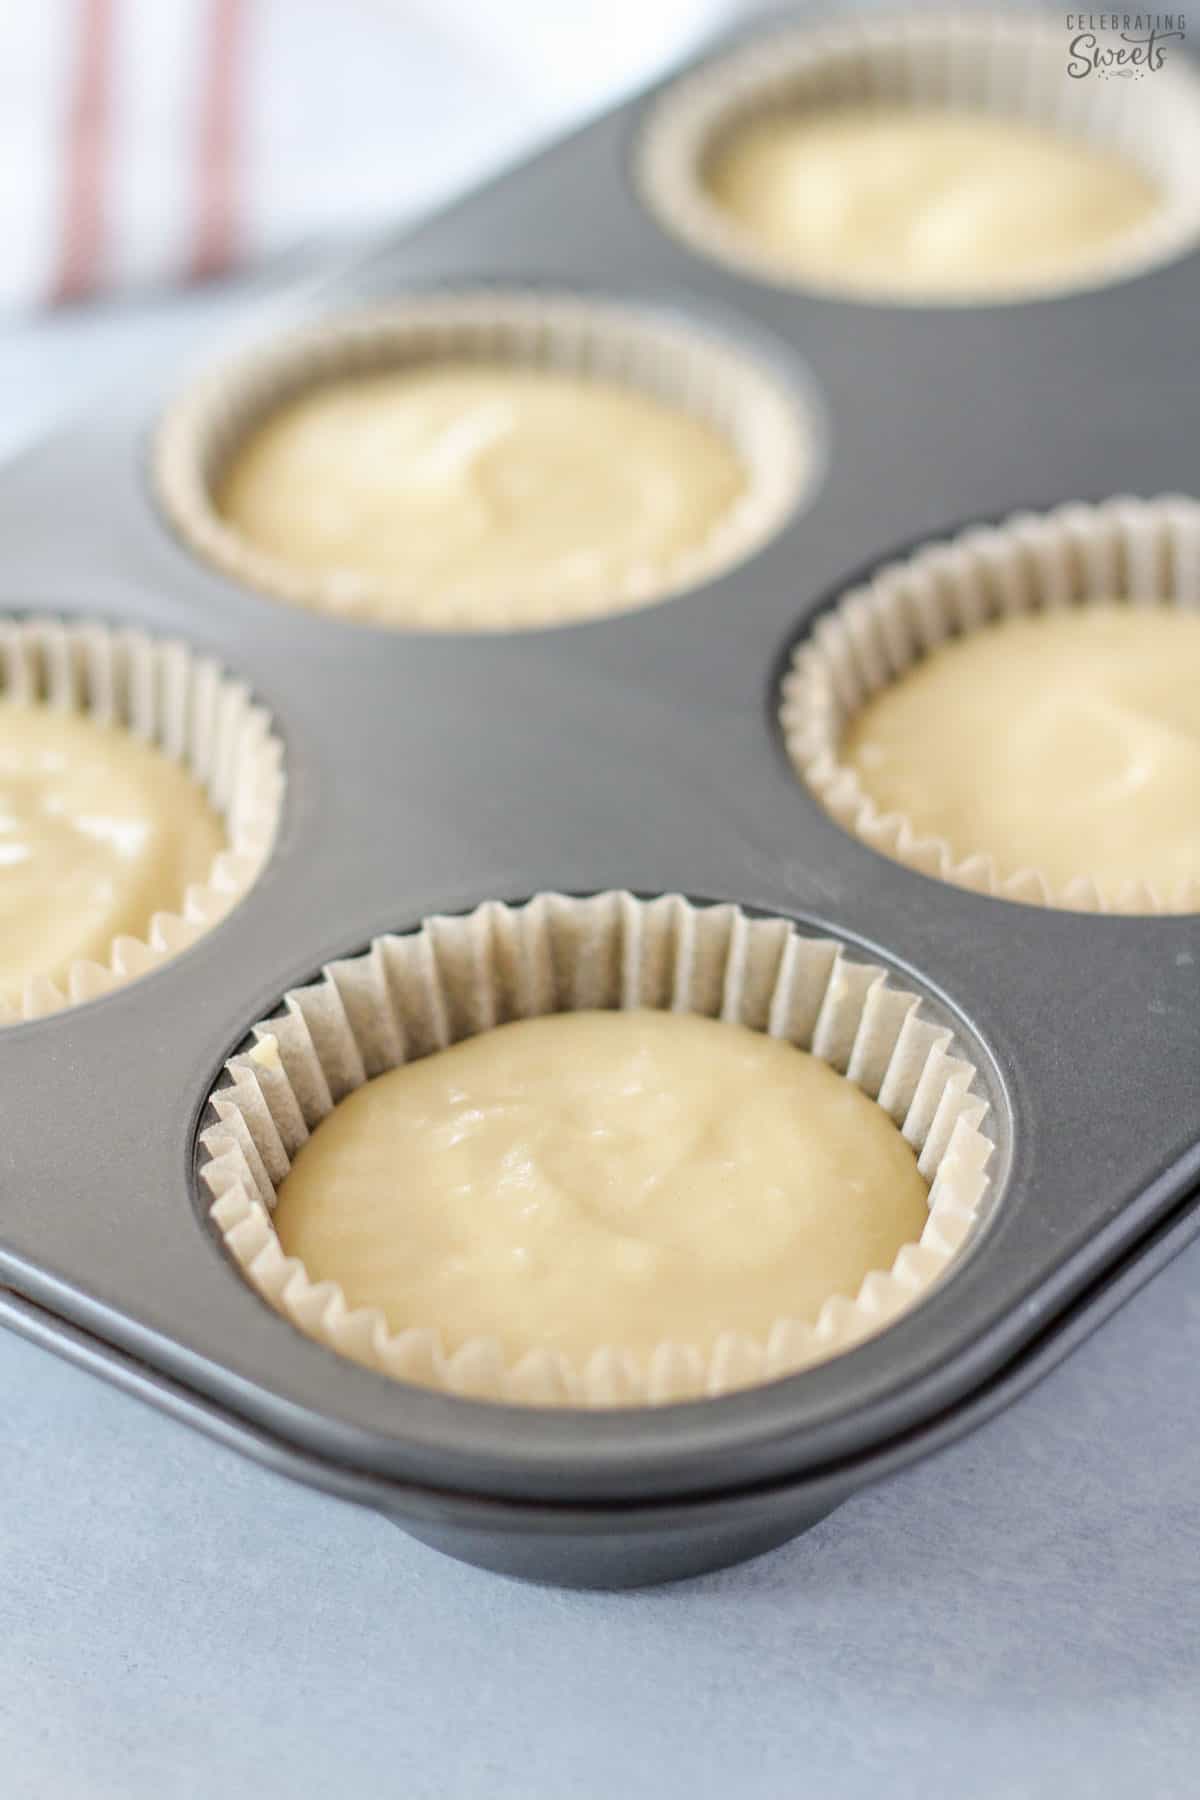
0 701 226 1007
843 603 1200 899
272 1010 930 1361
216 364 747 623
703 105 1159 296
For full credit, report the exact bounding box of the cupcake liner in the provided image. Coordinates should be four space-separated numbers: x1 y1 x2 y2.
782 494 1200 913
0 617 284 1024
154 290 817 630
638 10 1200 304
199 891 996 1408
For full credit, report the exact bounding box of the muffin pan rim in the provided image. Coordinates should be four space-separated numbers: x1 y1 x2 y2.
6 1115 1200 1513
13 1165 1200 1525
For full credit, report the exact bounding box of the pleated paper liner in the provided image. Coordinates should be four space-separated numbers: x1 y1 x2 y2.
200 892 996 1408
0 617 284 1024
154 290 819 631
782 495 1200 914
638 10 1200 304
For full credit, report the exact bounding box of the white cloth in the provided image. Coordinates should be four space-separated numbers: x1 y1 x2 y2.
0 0 732 313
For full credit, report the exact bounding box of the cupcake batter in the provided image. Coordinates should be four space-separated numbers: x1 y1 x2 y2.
272 1009 929 1361
704 105 1160 296
216 364 747 624
843 603 1200 900
0 701 226 1007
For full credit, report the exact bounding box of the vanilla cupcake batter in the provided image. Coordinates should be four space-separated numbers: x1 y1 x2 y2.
272 1009 929 1361
843 603 1200 900
216 364 747 624
704 105 1160 297
0 701 226 1007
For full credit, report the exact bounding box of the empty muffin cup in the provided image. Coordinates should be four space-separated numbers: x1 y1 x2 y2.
154 291 818 630
199 891 996 1407
639 11 1200 304
0 617 283 1023
782 495 1200 912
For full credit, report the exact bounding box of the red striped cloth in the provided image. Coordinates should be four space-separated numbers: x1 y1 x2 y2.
50 0 246 305
7 0 728 314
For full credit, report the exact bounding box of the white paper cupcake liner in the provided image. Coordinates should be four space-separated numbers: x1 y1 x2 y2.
782 494 1200 913
639 10 1200 304
0 617 284 1024
199 891 996 1408
154 290 818 630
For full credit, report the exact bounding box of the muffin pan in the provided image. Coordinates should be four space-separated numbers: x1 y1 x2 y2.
2 11 1200 1587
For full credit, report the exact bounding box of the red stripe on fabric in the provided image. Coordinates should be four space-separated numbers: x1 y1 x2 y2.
190 0 245 281
51 0 114 304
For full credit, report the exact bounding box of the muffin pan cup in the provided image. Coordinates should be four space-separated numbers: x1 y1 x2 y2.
201 892 997 1406
782 495 1200 911
153 290 819 628
1 13 1200 1586
0 617 283 1021
637 10 1200 304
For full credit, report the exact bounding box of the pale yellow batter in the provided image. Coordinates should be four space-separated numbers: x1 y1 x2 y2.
216 364 747 623
0 701 226 1007
704 105 1160 297
272 1009 929 1361
843 603 1200 899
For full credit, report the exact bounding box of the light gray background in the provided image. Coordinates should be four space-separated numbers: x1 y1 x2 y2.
4 1243 1200 1798
4 38 1200 1789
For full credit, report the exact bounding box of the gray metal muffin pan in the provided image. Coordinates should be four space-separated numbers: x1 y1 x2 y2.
2 22 1200 1588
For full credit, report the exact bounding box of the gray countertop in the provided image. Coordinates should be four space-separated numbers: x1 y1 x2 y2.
4 152 1200 1797
4 1232 1200 1799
